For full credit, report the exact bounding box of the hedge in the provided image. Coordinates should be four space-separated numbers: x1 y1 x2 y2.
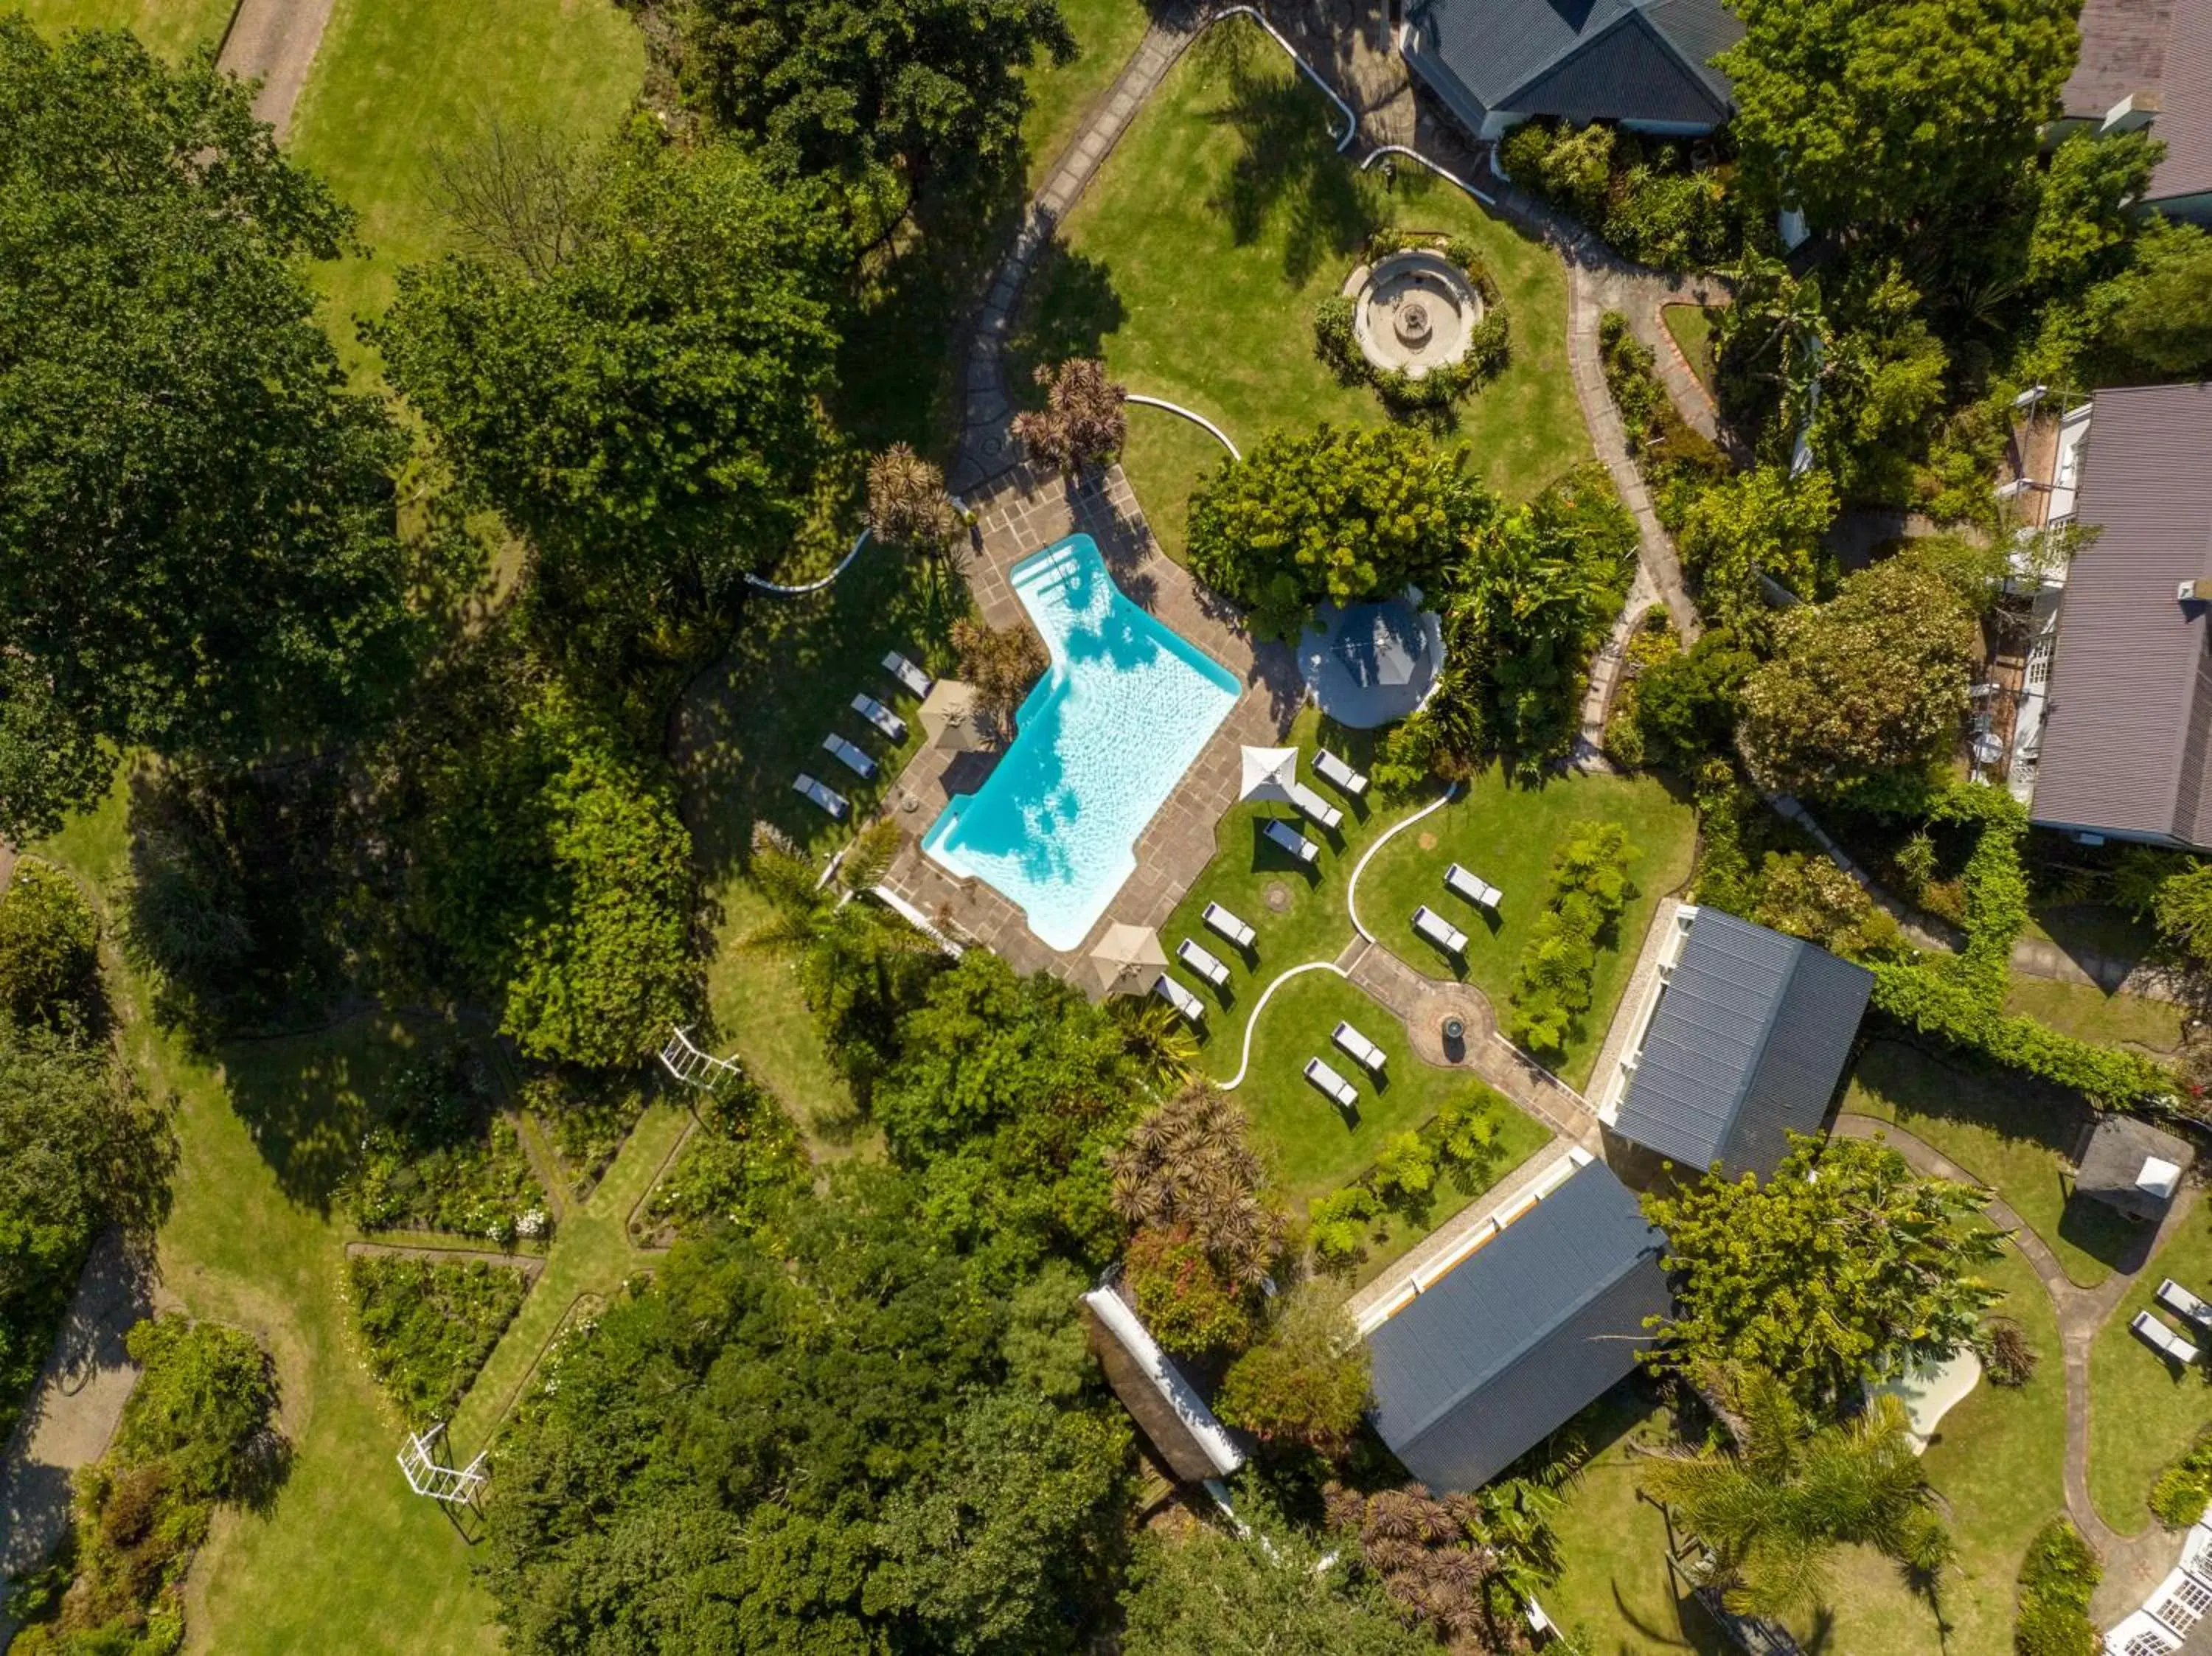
2013 1518 2099 1656
1313 232 1509 414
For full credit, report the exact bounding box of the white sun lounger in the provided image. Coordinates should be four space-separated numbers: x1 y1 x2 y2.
821 733 877 779
1314 748 1368 796
1332 1020 1386 1074
1203 901 1256 950
852 693 907 742
1154 973 1206 1025
793 773 849 819
2158 1278 2212 1332
2134 1309 2201 1365
1177 938 1230 988
1445 863 1503 910
1413 905 1469 956
1263 818 1318 864
883 651 933 698
1304 1056 1358 1108
1289 782 1344 832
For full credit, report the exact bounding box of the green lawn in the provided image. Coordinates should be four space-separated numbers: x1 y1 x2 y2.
1357 770 1697 1090
1843 1037 2138 1290
1019 0 1151 192
2026 900 2159 972
1156 712 1433 1076
285 0 643 379
1017 15 1588 560
1226 970 1547 1210
2003 975 2185 1054
1544 1236 2065 1656
2088 1206 2212 1536
1660 302 1718 392
10 0 234 57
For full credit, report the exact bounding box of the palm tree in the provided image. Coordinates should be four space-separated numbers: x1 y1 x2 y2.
1638 1365 1952 1618
1107 992 1202 1091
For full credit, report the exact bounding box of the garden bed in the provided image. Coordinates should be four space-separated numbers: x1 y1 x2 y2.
335 1049 552 1247
344 1254 532 1424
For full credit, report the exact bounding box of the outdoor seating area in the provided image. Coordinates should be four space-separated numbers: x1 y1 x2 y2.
1177 938 1231 988
1332 1020 1386 1074
1304 1055 1359 1109
2133 1309 2201 1366
1413 904 1468 958
793 773 849 819
2158 1278 2212 1332
1444 862 1502 911
883 650 934 699
852 692 907 742
1314 747 1368 796
1155 973 1207 1026
1265 818 1319 865
1203 902 1256 950
821 733 877 779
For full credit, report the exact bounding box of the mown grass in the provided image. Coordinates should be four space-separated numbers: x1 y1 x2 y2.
2088 1205 2212 1537
1357 770 1697 1089
2002 975 2185 1054
1660 302 1718 391
1019 0 1152 193
1016 16 1587 560
11 0 234 58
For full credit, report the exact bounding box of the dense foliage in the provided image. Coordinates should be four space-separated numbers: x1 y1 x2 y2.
1644 1135 2002 1407
1323 1477 1567 1652
1186 424 1494 641
0 1022 169 1421
643 1074 808 1239
335 1051 549 1244
344 1256 530 1422
0 857 100 1031
2013 1519 2101 1656
0 21 423 839
2151 1430 2212 1530
1500 121 1745 269
1214 1284 1371 1455
14 1317 281 1655
1507 821 1635 1057
1672 465 1836 640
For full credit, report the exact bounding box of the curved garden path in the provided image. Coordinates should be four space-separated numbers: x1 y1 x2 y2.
1832 1113 2198 1611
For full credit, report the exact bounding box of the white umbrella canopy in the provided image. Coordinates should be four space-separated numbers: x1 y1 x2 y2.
1239 745 1301 805
1089 922 1168 992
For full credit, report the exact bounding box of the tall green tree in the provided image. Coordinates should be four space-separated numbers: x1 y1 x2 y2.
1674 465 1837 639
0 20 420 838
1186 424 1495 641
377 136 849 648
0 859 100 1031
1643 1135 2002 1408
1718 0 2081 235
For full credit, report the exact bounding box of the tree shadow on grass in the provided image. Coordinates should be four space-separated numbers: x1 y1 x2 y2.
1007 244 1127 393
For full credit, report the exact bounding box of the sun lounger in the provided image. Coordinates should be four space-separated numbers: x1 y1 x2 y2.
1154 973 1206 1026
1289 782 1344 832
1304 1056 1358 1109
792 773 849 819
1203 901 1256 950
883 651 933 698
1445 863 1503 911
2159 1278 2212 1332
1263 818 1318 865
2134 1309 2201 1365
1413 905 1469 956
1177 938 1230 988
821 733 877 779
1314 747 1368 796
852 693 907 742
1332 1020 1386 1074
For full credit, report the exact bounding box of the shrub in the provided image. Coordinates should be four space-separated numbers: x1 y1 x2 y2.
1307 1185 1381 1268
1975 1315 2038 1387
1500 118 1745 269
1371 1131 1437 1206
644 1074 807 1238
2152 1430 2212 1529
1508 822 1636 1057
951 616 1048 741
1214 1284 1371 1456
346 1256 529 1422
2014 1518 2099 1656
336 1050 551 1244
0 859 100 1031
1123 1224 1253 1355
1012 358 1126 475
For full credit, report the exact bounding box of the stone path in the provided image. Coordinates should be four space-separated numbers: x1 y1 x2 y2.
216 0 338 137
1832 1114 2199 1617
0 1231 160 1638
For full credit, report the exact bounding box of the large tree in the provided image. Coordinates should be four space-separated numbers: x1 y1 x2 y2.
1739 549 1980 799
1643 1135 2002 1408
377 136 849 640
1186 424 1496 641
1718 0 2081 235
0 20 420 839
648 0 1073 195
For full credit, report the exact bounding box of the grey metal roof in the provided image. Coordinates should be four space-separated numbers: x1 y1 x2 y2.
2062 0 2212 203
1368 1163 1669 1492
1613 909 1873 1179
1404 0 1737 128
2157 0 2212 201
2075 1113 2195 1221
2031 384 2212 850
1298 599 1444 728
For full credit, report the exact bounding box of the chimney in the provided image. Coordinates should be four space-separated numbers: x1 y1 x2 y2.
2176 579 2212 603
2102 90 2162 133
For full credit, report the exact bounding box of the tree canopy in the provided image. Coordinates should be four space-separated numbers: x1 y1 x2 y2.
1643 1135 2003 1408
0 19 420 839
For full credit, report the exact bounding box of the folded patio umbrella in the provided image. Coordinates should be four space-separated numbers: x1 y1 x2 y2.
1239 745 1301 805
1089 922 1168 993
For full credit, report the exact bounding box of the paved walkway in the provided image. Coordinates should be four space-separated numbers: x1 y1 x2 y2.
216 0 337 137
1832 1114 2198 1615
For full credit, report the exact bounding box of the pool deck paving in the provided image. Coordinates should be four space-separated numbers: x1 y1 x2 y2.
880 461 1304 981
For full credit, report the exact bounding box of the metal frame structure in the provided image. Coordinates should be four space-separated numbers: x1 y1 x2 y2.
658 1026 742 1093
397 1422 488 1505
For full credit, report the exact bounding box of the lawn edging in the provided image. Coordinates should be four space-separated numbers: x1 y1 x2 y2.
1218 959 1350 1089
1345 783 1462 942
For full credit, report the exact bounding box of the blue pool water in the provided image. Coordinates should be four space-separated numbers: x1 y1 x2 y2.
922 534 1241 951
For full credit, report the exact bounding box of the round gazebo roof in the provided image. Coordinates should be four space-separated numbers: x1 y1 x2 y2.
1297 596 1444 728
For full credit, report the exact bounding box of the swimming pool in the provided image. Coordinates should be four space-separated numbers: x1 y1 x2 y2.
922 534 1241 951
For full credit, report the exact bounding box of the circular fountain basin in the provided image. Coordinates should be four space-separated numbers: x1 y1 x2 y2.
1348 249 1484 380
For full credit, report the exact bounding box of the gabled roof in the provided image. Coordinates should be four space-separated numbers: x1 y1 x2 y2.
2064 0 2212 204
2031 384 2212 850
2074 1113 2195 1221
1403 0 1739 131
1613 909 1872 1180
1368 1163 1669 1492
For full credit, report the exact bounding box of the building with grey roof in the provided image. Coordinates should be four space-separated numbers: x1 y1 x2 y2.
2062 0 2212 221
2027 383 2212 852
2074 1113 2195 1222
1596 906 1872 1180
1400 0 1741 143
1368 1161 1669 1491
